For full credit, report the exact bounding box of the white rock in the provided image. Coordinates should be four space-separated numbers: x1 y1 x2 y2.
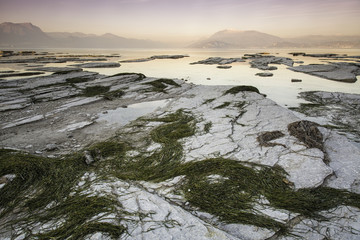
321 128 360 192
277 149 332 189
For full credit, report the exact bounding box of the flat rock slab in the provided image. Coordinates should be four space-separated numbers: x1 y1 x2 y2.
1 71 360 240
70 62 120 68
288 62 360 82
190 57 245 65
120 55 189 63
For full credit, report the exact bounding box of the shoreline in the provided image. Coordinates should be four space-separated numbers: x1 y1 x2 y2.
0 51 360 239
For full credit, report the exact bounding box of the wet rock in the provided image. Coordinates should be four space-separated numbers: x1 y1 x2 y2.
70 62 120 68
288 62 360 82
0 71 44 78
256 72 273 77
120 55 189 63
28 67 83 73
217 65 232 69
249 55 294 70
190 57 245 65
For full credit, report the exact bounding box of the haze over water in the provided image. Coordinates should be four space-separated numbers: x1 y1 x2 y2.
1 0 360 45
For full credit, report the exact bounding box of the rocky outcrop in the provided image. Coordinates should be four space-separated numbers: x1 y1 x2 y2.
190 57 245 65
256 72 273 77
0 56 360 239
288 62 360 83
290 91 360 142
120 55 189 63
245 54 294 70
70 62 121 68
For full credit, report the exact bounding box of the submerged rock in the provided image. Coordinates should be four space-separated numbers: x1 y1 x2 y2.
217 65 232 69
256 72 273 77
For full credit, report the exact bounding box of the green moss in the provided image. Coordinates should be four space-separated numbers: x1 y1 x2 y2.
143 79 180 93
2 106 360 238
107 72 146 81
0 149 87 216
103 89 125 100
34 194 125 240
82 86 110 97
214 102 231 109
225 86 260 95
112 110 195 181
66 76 93 84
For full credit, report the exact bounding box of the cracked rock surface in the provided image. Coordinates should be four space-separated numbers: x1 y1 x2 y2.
1 71 360 239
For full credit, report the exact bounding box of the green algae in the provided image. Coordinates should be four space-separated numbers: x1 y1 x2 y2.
106 72 146 81
82 86 110 97
225 86 260 95
143 79 181 93
0 148 126 239
1 107 360 238
103 89 125 100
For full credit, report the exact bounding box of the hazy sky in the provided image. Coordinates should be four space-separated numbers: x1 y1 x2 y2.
1 0 359 42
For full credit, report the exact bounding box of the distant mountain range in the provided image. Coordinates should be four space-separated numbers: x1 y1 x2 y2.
0 22 165 48
189 29 360 49
1 22 360 49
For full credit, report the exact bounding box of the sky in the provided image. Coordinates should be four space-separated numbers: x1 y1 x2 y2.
0 0 360 43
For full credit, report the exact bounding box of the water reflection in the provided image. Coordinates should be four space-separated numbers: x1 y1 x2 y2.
1 48 360 107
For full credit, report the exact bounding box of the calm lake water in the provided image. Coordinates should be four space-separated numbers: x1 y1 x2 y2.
1 48 360 107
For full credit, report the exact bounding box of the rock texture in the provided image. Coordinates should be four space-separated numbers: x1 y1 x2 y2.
190 57 245 65
288 62 360 82
120 55 188 63
0 55 360 240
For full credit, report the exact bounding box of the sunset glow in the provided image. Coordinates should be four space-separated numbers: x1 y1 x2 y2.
1 0 359 43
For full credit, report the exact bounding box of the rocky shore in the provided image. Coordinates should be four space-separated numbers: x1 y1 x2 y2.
0 51 360 239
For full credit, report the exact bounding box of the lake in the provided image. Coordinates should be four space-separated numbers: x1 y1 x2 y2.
1 48 360 107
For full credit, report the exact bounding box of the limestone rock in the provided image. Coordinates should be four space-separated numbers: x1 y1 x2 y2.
288 62 360 82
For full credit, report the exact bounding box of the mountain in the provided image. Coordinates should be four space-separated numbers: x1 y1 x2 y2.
189 30 284 48
0 22 52 47
189 29 360 49
282 35 360 48
0 22 165 48
47 31 165 48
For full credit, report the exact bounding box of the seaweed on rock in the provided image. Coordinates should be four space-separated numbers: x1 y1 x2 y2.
288 120 323 150
1 109 360 238
225 86 260 95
